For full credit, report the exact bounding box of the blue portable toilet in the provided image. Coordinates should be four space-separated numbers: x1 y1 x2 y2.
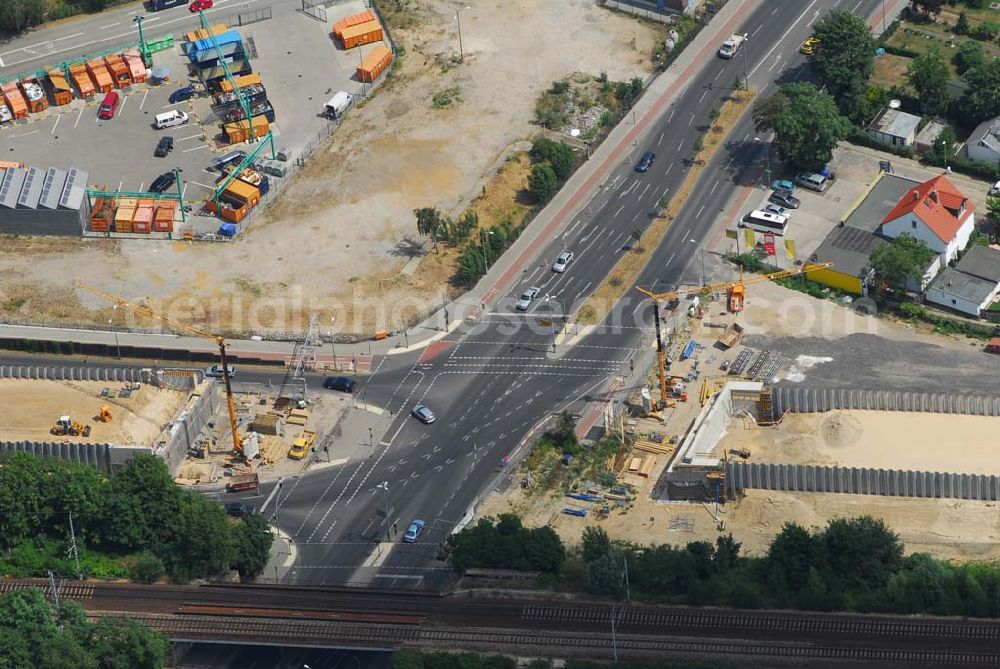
218 223 237 237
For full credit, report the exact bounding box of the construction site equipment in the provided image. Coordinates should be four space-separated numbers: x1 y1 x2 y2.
19 77 47 113
104 54 131 88
68 63 95 98
194 10 254 141
332 10 376 40
357 45 392 82
51 416 91 437
1 83 28 119
699 377 729 406
46 69 73 106
223 115 270 144
288 430 317 460
716 323 744 349
338 21 383 49
97 405 113 423
77 284 246 458
226 472 259 493
986 337 1000 354
86 58 113 93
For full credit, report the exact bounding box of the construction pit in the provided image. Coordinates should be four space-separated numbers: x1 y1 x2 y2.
0 378 186 445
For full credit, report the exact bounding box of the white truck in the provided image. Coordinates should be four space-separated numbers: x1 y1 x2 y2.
718 33 745 59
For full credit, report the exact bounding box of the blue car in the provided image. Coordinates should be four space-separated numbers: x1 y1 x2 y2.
770 179 796 192
169 86 195 103
403 519 425 543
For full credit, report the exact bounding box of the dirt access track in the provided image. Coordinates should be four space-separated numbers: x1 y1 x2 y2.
0 1 661 335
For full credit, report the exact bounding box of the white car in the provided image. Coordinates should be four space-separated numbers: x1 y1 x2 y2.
552 250 574 273
515 286 540 311
204 365 236 379
990 180 1000 197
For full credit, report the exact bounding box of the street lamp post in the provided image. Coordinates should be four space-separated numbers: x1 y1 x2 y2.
330 317 337 371
455 6 471 61
377 481 391 541
479 229 494 272
109 304 122 359
689 239 706 286
741 33 750 91
133 16 149 66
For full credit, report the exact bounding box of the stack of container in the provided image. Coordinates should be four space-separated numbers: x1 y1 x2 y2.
104 54 132 88
86 58 113 93
221 164 270 195
185 23 228 43
46 69 74 106
188 30 251 90
89 198 115 232
357 45 392 83
19 77 48 113
69 63 95 98
0 83 28 120
132 200 155 234
205 179 260 222
113 197 136 233
223 115 269 144
153 200 176 232
122 49 148 84
338 20 383 49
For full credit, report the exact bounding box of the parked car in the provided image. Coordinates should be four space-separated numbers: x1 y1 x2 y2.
211 150 246 171
552 250 574 273
635 151 655 173
204 364 236 379
149 172 177 193
763 203 786 217
154 136 174 157
795 171 832 193
225 501 255 517
411 405 436 424
515 286 540 311
97 91 119 119
169 86 195 103
771 179 796 192
323 376 357 393
189 0 213 10
769 189 801 209
403 519 426 543
990 180 1000 197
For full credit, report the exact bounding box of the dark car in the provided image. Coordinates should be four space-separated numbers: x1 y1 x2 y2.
225 501 255 517
154 136 174 157
149 172 176 193
323 376 357 393
769 188 801 209
411 404 436 424
635 151 655 172
168 86 195 103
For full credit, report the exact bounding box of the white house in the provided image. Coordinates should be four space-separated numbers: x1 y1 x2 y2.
880 175 975 269
966 117 1000 164
925 267 1000 317
868 107 921 148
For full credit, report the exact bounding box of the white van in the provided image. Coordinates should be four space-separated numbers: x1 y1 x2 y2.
739 209 788 235
154 109 189 129
324 91 353 119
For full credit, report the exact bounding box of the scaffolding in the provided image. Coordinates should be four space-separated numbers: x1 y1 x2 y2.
276 315 322 402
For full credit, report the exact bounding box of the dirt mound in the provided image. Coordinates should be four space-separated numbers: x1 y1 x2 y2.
819 411 862 450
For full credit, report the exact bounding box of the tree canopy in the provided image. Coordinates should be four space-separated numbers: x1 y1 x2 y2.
753 83 852 170
869 233 936 293
956 60 1000 130
907 44 950 111
811 10 876 119
449 513 565 572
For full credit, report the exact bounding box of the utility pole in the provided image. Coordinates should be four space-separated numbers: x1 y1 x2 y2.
133 15 149 66
741 33 750 91
47 571 60 615
68 512 82 580
173 167 185 224
109 305 122 359
377 481 391 541
455 6 471 61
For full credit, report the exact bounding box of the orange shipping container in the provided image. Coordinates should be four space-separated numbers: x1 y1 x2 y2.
223 115 269 144
104 54 131 88
0 83 28 119
338 21 383 50
185 23 228 43
132 205 154 234
219 72 261 93
332 10 375 39
89 198 115 232
223 178 260 207
114 206 135 233
122 50 147 84
86 59 113 93
46 69 73 106
356 45 392 83
153 201 176 232
19 77 48 113
68 63 95 98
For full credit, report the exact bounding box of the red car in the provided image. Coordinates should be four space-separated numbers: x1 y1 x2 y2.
189 0 213 11
97 91 119 120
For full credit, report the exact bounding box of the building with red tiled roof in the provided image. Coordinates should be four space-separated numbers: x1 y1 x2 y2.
880 174 975 268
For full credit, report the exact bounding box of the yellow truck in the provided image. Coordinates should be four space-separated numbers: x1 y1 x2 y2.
288 430 317 460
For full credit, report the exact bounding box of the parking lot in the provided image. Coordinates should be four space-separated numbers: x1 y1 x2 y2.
0 0 376 233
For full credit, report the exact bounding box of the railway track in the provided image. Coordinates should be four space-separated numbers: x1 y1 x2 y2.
89 611 1000 665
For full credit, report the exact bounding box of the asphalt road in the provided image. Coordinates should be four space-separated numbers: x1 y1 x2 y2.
1 0 889 589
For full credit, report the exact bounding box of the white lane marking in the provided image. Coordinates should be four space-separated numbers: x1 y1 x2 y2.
139 89 148 110
631 211 640 223
178 133 203 141
0 56 5 67
665 163 673 177
11 129 38 138
710 179 720 195
714 67 724 81
657 131 664 146
138 182 145 192
696 205 705 218
639 182 651 199
667 108 675 123
573 281 593 303
190 180 216 189
665 251 676 268
525 266 543 284
661 186 670 199
677 139 683 152
116 95 128 118
750 0 820 81
688 113 695 127
698 90 708 103
613 204 625 217
99 22 121 29
183 145 209 152
752 24 763 37
853 0 863 9
50 114 60 134
73 106 83 128
768 54 782 72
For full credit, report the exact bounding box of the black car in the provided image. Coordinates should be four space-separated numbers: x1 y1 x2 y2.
225 501 255 517
769 188 801 209
635 151 655 172
168 86 195 103
323 376 357 393
149 172 176 193
154 136 173 157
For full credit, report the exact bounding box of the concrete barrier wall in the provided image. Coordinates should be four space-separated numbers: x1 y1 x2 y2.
0 365 146 383
727 462 1000 501
0 441 153 473
773 386 1000 417
155 381 220 474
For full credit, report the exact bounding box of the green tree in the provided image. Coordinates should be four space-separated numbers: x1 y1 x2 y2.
550 411 578 450
953 10 970 35
164 494 235 580
954 39 984 75
129 551 165 584
529 138 576 181
957 60 1000 129
822 516 903 590
868 233 936 292
101 454 180 552
765 523 825 604
524 526 566 572
811 10 876 119
87 616 169 669
0 0 45 36
713 534 741 572
923 126 957 166
581 526 612 563
455 242 486 285
906 44 950 111
585 550 627 596
231 514 274 578
528 163 558 203
753 83 852 170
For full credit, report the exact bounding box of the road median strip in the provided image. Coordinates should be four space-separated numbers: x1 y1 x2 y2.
574 88 755 327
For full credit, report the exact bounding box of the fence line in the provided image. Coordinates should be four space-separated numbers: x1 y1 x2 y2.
727 462 1000 501
772 386 1000 417
0 365 145 383
227 6 272 27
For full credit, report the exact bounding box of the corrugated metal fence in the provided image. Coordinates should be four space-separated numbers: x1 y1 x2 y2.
0 441 120 471
772 386 1000 417
0 365 145 383
727 462 1000 501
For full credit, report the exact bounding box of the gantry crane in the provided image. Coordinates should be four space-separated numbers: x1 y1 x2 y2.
635 262 832 409
77 283 245 458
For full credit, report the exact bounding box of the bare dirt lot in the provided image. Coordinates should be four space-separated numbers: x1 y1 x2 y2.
0 379 185 445
0 1 660 335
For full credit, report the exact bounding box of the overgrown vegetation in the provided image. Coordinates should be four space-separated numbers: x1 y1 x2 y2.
0 453 273 582
0 587 169 669
1 0 134 36
449 513 565 572
534 73 644 140
391 652 725 669
432 85 462 109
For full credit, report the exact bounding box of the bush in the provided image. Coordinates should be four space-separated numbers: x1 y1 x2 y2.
529 138 577 181
954 39 985 75
449 514 566 573
528 163 558 204
130 551 165 584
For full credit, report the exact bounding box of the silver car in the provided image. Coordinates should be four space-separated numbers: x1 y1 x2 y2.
205 364 236 379
411 404 436 424
552 250 574 273
515 286 540 311
763 204 786 217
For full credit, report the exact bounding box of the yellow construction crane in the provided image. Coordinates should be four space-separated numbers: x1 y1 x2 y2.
635 262 831 409
76 283 245 458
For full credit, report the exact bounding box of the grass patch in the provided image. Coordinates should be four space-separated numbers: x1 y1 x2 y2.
871 53 913 88
432 85 462 109
575 89 755 326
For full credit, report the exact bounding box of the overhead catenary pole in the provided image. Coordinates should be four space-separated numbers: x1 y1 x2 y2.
133 15 150 66
741 33 750 91
455 6 471 61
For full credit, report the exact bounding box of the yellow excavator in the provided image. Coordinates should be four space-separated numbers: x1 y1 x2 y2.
51 416 91 437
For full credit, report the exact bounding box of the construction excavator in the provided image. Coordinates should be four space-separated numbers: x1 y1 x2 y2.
51 416 91 437
635 261 832 410
76 283 246 459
